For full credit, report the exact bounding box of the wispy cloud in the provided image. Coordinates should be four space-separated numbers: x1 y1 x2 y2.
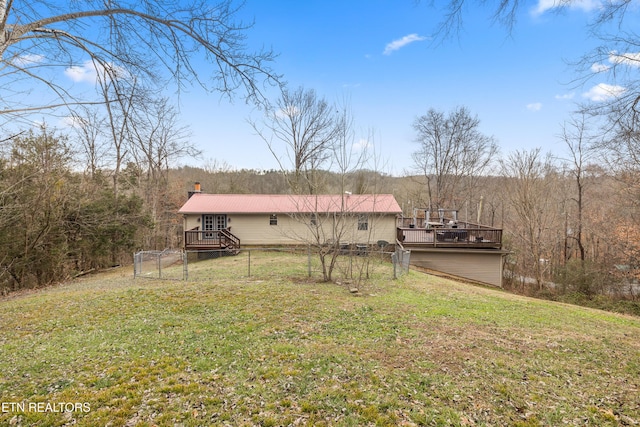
65 60 100 83
383 34 427 55
12 54 45 66
588 51 639 77
64 60 129 84
275 105 299 119
591 62 610 73
532 0 601 16
526 102 543 112
354 138 370 151
582 83 625 102
609 51 640 68
60 115 85 129
555 92 575 100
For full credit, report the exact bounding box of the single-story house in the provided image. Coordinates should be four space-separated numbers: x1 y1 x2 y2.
178 191 402 250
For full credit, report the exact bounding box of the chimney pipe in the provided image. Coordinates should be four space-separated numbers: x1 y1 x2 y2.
188 182 202 199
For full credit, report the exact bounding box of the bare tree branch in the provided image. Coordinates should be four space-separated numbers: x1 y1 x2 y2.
249 86 342 194
411 106 499 210
0 0 280 119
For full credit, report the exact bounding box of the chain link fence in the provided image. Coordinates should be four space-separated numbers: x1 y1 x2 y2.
184 248 308 281
133 249 186 280
392 247 411 278
134 246 410 282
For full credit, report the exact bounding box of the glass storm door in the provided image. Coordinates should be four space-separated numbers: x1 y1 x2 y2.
215 214 227 230
203 214 226 238
203 215 215 238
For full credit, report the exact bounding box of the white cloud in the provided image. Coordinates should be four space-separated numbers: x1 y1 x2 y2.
526 102 543 111
275 105 299 119
383 34 427 55
12 54 45 66
582 83 626 102
59 115 95 129
65 60 100 83
532 0 601 16
354 138 370 151
555 92 575 100
591 62 610 73
609 51 640 68
532 0 558 15
64 60 128 84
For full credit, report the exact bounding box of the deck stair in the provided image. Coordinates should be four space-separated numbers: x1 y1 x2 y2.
184 227 241 255
218 228 241 255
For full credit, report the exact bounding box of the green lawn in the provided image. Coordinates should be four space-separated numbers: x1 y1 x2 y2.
1 252 639 426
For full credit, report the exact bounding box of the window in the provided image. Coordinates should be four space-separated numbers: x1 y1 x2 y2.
310 213 317 226
358 214 368 231
269 214 278 225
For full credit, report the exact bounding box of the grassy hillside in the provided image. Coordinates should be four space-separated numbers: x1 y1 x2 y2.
1 253 639 426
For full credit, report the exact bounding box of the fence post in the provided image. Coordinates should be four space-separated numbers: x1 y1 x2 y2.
308 245 311 277
392 252 397 280
248 250 251 277
183 251 188 281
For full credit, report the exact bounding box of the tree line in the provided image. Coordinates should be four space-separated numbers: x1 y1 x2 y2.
2 0 640 315
2 116 640 313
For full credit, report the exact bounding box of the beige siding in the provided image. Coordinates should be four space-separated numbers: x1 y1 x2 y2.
409 248 507 287
183 213 397 246
230 214 305 245
184 215 199 231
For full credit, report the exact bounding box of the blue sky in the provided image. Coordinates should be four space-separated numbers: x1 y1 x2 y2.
59 1 627 175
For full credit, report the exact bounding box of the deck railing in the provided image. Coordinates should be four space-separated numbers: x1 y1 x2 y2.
219 228 241 252
184 228 240 251
397 227 502 248
397 217 496 230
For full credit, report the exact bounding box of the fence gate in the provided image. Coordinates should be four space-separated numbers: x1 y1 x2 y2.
392 248 411 278
134 249 186 280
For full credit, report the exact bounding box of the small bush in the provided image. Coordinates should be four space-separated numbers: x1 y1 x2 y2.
553 260 610 297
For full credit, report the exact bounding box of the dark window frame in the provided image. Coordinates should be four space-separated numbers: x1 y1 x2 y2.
358 214 368 231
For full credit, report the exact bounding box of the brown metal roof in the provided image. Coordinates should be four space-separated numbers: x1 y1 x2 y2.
178 193 402 215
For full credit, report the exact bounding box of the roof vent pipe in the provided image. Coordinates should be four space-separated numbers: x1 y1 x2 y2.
188 182 202 199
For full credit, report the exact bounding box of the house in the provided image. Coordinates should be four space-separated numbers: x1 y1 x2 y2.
396 209 508 287
177 184 506 287
177 188 402 252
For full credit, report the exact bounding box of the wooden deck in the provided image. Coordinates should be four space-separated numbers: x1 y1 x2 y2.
184 228 241 253
396 216 502 250
397 227 502 249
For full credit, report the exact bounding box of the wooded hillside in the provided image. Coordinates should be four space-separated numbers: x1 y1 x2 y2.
2 126 639 314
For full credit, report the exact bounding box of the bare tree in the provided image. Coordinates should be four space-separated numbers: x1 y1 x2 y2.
411 106 499 211
70 108 109 179
100 73 138 197
0 0 278 124
250 86 342 194
129 97 200 249
427 0 523 40
559 114 598 263
500 148 561 290
255 95 387 283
